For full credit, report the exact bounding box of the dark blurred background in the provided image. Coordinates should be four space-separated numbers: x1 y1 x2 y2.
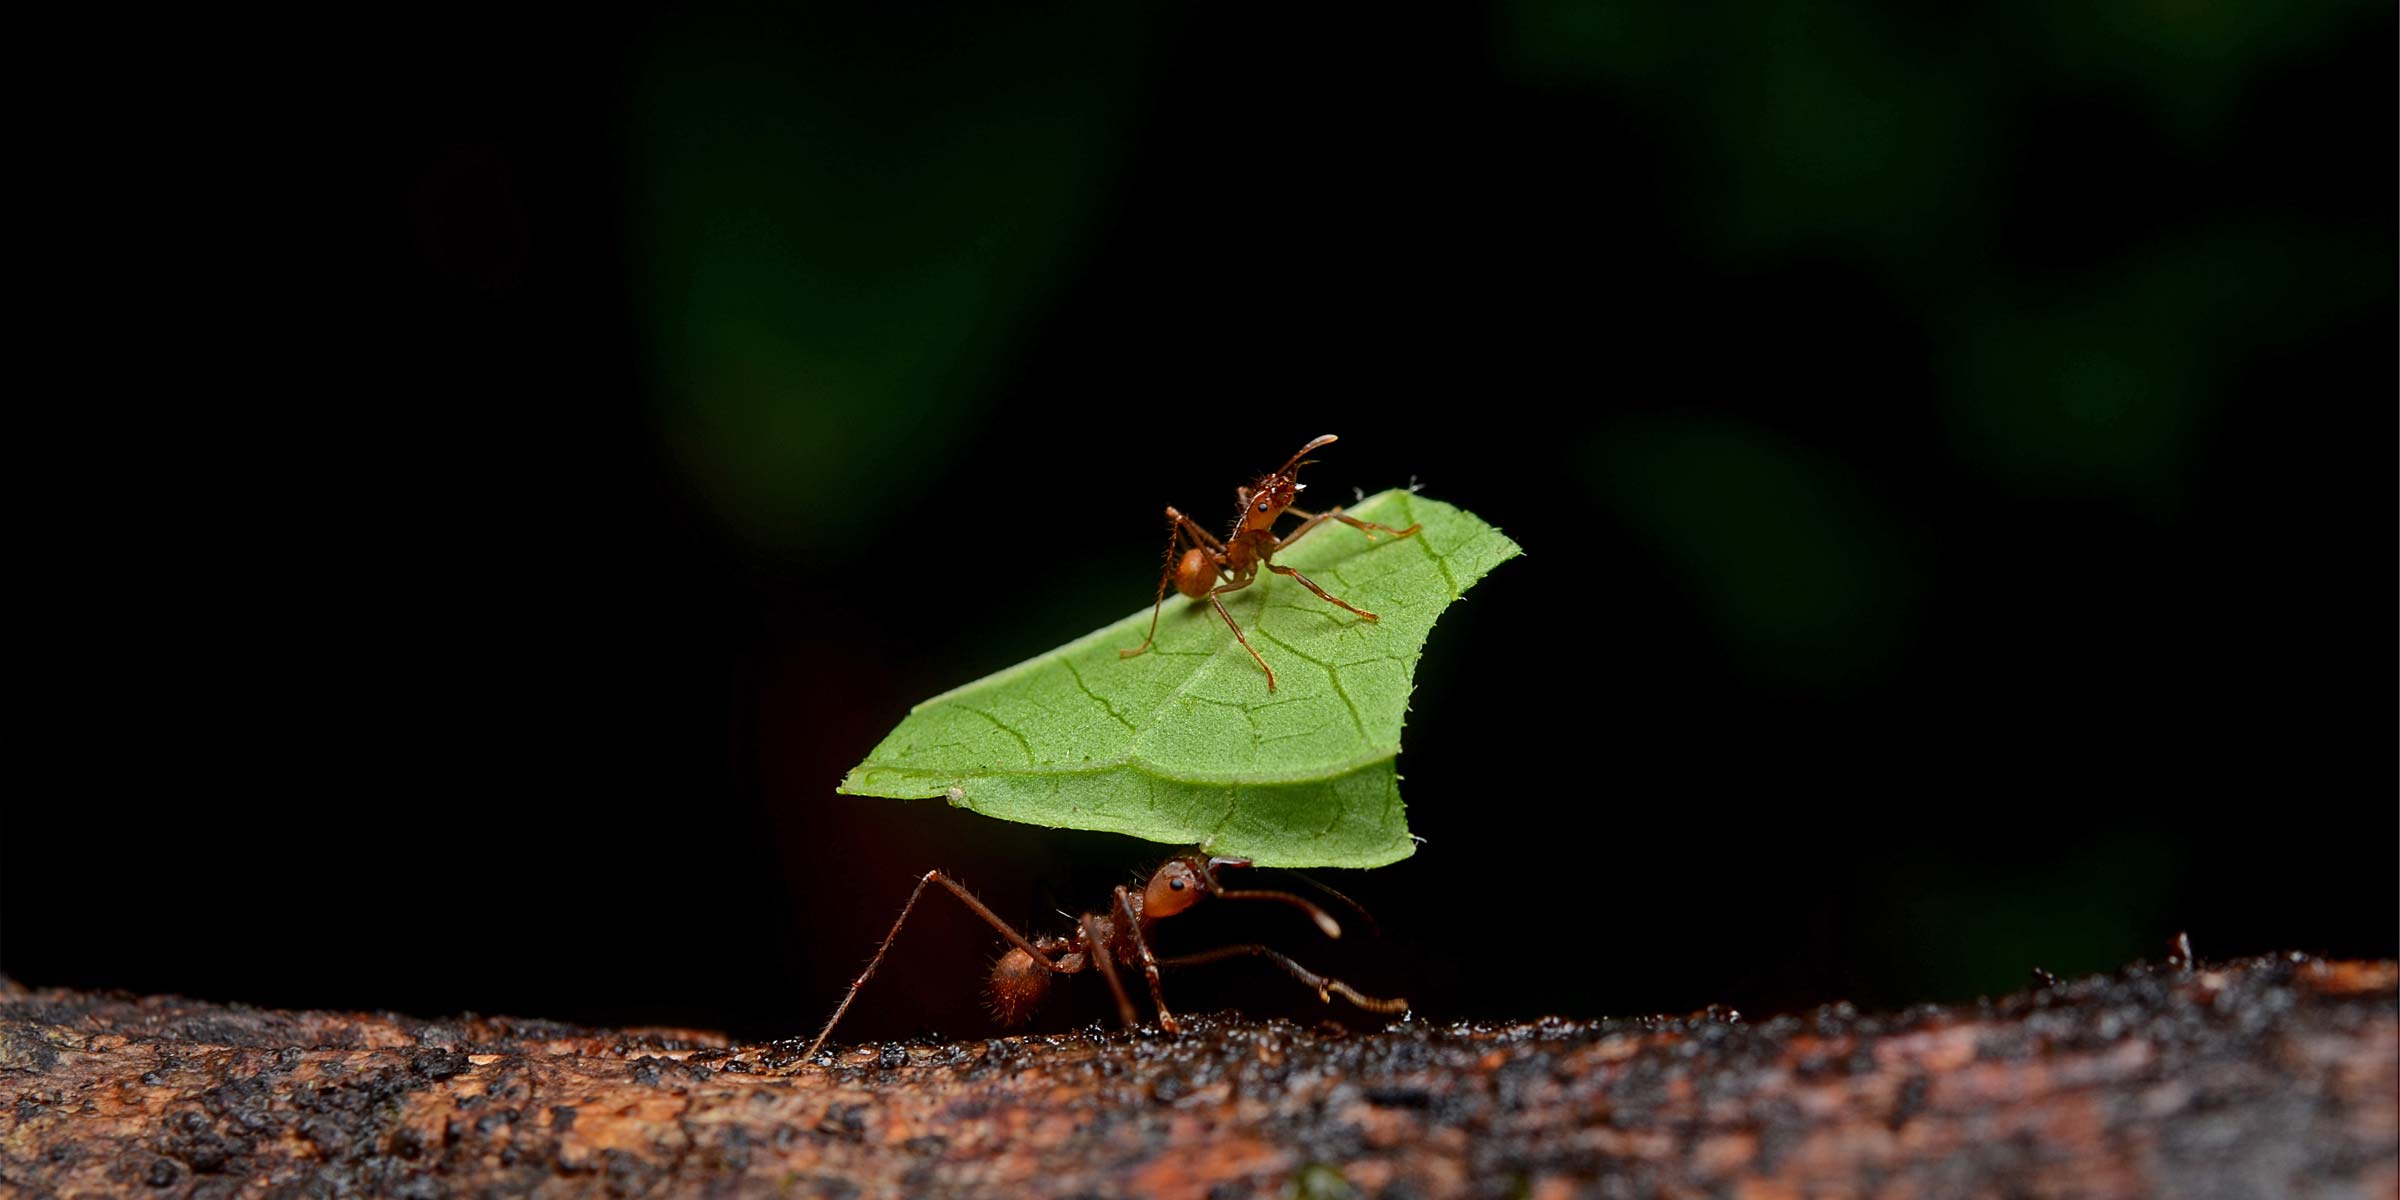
8 4 2392 1043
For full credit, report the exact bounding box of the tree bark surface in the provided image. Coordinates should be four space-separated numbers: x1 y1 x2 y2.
3 955 2392 1199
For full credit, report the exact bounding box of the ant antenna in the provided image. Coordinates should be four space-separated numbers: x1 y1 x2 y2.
1280 871 1382 940
1273 434 1340 479
1196 858 1343 939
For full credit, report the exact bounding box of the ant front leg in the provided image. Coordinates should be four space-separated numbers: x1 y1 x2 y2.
1278 505 1421 549
1114 885 1179 1033
1158 944 1409 1016
1268 563 1379 623
803 870 1061 1061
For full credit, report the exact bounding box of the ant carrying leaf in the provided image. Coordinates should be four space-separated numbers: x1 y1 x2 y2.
1121 434 1420 691
802 854 1404 1059
834 453 1519 869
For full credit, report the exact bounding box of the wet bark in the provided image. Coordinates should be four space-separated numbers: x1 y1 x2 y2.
3 955 2392 1199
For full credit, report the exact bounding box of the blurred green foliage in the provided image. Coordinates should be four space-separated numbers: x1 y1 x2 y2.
1506 0 1986 256
633 9 1144 550
635 0 2379 547
1498 0 2383 666
1598 421 1920 683
1505 0 2370 133
1508 0 2381 510
1873 831 2179 1001
2026 0 2372 132
1947 230 2384 507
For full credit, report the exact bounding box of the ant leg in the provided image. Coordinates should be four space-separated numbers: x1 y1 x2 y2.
1121 512 1190 659
1268 563 1378 623
1178 507 1228 551
1122 508 1227 659
803 870 1063 1061
1123 568 1176 660
1083 913 1138 1029
1156 944 1409 1015
1203 575 1274 690
1113 885 1180 1033
1279 505 1421 549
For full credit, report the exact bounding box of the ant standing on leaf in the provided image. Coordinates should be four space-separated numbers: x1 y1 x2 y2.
802 854 1406 1060
1120 434 1421 691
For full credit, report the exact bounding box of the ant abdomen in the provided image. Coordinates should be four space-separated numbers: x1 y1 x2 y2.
986 947 1051 1026
1175 548 1217 599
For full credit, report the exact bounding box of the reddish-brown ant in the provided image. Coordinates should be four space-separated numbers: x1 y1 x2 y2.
801 854 1405 1059
1120 434 1421 690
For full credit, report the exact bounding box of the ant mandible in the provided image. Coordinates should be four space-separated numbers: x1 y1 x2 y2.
1120 434 1420 690
801 854 1405 1060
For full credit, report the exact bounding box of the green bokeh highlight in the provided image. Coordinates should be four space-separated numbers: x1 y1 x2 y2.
1872 832 2178 1003
2026 0 2374 133
1946 231 2384 508
632 11 1144 550
1598 420 1919 685
1507 0 2382 507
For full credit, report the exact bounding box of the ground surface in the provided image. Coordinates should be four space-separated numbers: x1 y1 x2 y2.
2 955 2393 1198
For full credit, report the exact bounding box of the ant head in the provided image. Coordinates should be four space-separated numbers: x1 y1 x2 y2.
1242 435 1335 530
1141 856 1215 919
1243 478 1303 527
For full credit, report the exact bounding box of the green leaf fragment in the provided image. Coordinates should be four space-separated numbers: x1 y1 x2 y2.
837 491 1520 867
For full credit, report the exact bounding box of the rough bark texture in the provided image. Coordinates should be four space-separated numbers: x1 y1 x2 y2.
2 955 2392 1199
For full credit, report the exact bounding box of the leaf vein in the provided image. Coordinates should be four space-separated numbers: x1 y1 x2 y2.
1402 494 1462 599
1258 628 1367 741
849 750 1395 787
1059 656 1138 734
959 705 1035 764
1203 789 1241 852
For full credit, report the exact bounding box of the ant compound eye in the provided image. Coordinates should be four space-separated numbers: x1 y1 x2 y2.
1169 879 1185 890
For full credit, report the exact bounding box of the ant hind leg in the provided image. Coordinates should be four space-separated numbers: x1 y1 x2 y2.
803 870 1062 1062
1123 507 1228 659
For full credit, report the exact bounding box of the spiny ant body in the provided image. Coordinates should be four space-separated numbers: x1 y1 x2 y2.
801 854 1405 1060
1121 434 1421 690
